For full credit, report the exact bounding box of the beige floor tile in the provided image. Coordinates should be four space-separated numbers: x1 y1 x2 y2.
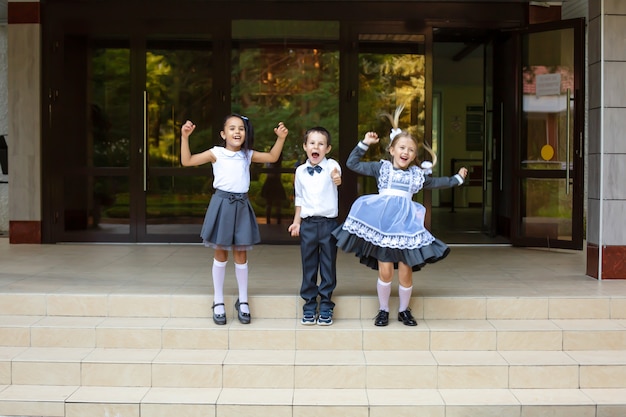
0 293 46 315
510 388 594 405
0 346 28 359
81 348 159 387
67 385 149 402
106 295 173 318
424 297 487 320
229 319 296 350
292 388 368 405
581 388 626 404
162 317 229 349
83 347 160 362
500 351 577 365
142 386 221 403
96 317 168 349
220 404 293 417
487 298 550 319
366 363 438 389
432 350 507 365
362 326 430 350
549 298 611 319
295 365 366 389
141 403 215 417
47 294 108 316
0 327 30 347
225 349 296 364
66 402 139 417
247 295 299 319
296 349 365 365
30 316 104 348
610 299 626 319
327 296 360 320
566 350 626 365
510 365 579 389
0 384 77 417
224 349 296 388
439 388 521 405
153 363 222 388
218 387 293 405
364 350 436 365
445 405 521 417
427 320 497 351
296 320 363 350
0 315 44 326
434 351 509 389
580 365 626 388
153 348 227 364
169 294 212 318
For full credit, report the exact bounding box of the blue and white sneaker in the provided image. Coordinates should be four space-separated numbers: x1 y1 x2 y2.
301 312 317 325
317 310 333 326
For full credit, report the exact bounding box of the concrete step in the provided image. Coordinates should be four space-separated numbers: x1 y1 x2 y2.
1 293 625 321
2 347 626 390
2 316 626 351
0 385 625 417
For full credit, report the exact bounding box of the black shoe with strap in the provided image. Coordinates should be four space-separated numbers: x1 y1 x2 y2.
374 310 389 326
398 309 418 326
235 298 251 324
212 302 227 325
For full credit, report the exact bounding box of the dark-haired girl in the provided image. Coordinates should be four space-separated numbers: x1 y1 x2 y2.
181 115 288 325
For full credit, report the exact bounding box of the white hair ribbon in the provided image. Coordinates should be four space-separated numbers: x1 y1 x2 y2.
390 128 402 140
420 160 433 175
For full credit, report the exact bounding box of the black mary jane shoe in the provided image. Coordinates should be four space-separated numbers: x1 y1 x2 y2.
235 299 251 324
374 310 389 327
211 302 227 325
398 309 418 326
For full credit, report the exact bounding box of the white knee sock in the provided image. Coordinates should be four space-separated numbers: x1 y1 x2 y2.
377 278 392 312
212 259 227 315
235 262 250 314
398 284 413 312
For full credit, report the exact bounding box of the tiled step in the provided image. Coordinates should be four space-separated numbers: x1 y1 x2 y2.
2 316 626 351
1 385 625 417
2 347 626 390
1 293 626 320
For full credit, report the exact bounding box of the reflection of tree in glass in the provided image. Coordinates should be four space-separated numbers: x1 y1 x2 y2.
359 53 426 161
146 48 212 167
91 48 131 168
231 47 340 163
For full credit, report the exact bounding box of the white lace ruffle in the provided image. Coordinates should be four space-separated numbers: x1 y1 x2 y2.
343 218 435 249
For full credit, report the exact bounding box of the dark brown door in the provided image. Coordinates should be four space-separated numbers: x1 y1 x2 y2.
503 19 585 249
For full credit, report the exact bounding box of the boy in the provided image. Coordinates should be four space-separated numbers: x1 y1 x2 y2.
288 127 342 325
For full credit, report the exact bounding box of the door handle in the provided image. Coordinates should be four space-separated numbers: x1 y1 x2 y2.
143 90 147 192
566 88 571 195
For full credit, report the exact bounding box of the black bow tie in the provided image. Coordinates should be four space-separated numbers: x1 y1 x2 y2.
307 165 322 175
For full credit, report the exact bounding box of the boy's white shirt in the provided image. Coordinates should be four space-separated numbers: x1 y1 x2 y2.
295 157 341 219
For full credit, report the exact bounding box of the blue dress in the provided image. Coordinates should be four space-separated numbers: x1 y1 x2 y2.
333 142 463 271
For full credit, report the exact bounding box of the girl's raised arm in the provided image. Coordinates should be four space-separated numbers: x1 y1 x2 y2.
180 120 216 166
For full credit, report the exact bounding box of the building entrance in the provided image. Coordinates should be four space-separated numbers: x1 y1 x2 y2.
40 1 583 248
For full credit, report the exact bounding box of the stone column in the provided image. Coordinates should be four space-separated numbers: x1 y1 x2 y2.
7 1 41 243
586 0 626 278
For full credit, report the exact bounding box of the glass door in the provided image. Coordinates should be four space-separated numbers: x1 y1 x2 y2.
512 19 585 249
49 29 216 243
356 31 427 199
140 37 214 242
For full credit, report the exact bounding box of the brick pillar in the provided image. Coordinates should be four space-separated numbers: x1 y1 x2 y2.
586 0 626 278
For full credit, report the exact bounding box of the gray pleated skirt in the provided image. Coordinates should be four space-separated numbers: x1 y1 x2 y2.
200 189 261 251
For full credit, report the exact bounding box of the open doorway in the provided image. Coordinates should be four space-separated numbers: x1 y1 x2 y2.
432 29 508 244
